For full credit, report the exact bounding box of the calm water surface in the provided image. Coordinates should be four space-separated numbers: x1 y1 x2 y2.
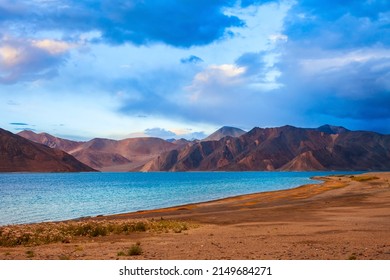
0 171 361 225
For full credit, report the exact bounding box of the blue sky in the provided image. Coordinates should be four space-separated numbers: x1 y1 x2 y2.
0 0 389 140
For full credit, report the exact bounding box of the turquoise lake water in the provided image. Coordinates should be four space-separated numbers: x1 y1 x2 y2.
0 171 361 225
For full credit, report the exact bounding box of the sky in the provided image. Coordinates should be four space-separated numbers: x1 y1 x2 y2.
0 0 389 140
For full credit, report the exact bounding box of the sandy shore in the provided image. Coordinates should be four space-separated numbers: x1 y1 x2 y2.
1 172 390 260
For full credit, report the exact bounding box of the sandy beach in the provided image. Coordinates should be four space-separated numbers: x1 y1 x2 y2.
1 172 390 260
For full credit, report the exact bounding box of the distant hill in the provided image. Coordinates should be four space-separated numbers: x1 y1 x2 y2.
0 128 95 172
316 124 349 134
71 137 177 171
18 131 178 171
17 130 82 152
203 126 246 141
141 125 390 171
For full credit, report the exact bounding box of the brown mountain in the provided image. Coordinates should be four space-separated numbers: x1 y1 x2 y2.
316 124 349 134
141 125 390 171
18 131 178 171
17 130 82 152
71 137 177 171
0 128 95 172
203 126 246 141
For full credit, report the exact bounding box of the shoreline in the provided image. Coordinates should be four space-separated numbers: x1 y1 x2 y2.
89 172 361 222
1 171 390 259
0 170 363 226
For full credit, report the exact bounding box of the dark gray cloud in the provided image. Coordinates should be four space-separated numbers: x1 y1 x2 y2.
9 122 28 126
180 55 203 64
272 0 390 133
1 0 246 48
240 0 279 8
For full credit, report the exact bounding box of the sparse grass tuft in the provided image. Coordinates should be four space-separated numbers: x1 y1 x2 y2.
58 254 71 260
348 254 357 260
128 243 142 256
74 245 84 251
350 176 379 182
26 250 34 258
117 242 143 257
0 219 191 247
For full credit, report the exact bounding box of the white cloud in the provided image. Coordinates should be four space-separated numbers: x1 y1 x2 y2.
269 34 288 43
194 64 246 83
0 45 21 66
186 64 246 103
299 49 390 74
32 39 74 55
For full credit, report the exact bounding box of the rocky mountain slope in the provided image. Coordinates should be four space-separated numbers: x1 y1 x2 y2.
0 128 95 172
203 126 246 141
141 125 390 171
17 125 390 172
17 131 178 171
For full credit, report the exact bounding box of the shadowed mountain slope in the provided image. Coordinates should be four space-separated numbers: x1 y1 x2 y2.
142 125 390 171
18 131 178 171
1 128 95 172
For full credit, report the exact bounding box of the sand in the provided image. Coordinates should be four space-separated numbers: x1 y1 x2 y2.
1 172 390 260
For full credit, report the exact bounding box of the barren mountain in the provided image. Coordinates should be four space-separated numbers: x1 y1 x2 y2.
0 128 95 172
316 124 350 134
203 126 246 141
142 125 390 171
18 125 390 172
18 131 178 171
72 137 177 171
17 130 82 152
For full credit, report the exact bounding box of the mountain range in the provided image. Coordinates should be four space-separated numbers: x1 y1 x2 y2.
141 125 390 171
1 124 389 172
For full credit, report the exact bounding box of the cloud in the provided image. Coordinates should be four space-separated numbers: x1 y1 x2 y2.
183 131 207 140
193 64 246 84
0 35 72 84
284 0 390 50
277 53 390 115
2 0 246 48
2 0 388 135
240 0 279 8
93 1 390 134
144 128 176 139
9 122 29 126
235 52 267 75
144 127 206 140
13 127 36 131
32 39 74 55
7 100 20 106
180 55 203 64
117 69 190 119
117 53 282 127
270 0 390 133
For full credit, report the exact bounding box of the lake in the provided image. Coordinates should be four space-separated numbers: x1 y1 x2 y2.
0 171 360 225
